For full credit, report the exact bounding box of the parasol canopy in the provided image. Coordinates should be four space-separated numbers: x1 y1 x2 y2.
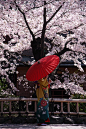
26 55 60 81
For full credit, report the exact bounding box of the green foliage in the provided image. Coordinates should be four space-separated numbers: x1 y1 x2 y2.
0 79 7 91
0 78 18 113
70 94 86 113
0 78 18 98
72 94 86 99
0 78 7 95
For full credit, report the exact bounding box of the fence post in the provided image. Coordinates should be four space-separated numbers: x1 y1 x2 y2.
26 101 29 116
9 101 11 117
61 102 63 113
76 102 79 112
35 101 37 112
68 102 70 113
1 101 3 116
67 102 70 116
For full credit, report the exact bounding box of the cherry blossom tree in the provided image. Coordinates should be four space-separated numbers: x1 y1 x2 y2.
0 0 86 96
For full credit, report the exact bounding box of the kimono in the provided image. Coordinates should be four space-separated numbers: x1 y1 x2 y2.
36 77 50 124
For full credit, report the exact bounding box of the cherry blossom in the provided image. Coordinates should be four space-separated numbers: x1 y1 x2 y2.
0 0 86 95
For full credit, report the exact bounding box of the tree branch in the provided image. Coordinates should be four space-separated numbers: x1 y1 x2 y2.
46 2 65 25
57 23 84 37
10 53 30 66
14 0 35 40
56 38 77 56
64 38 78 47
57 48 72 57
41 1 46 58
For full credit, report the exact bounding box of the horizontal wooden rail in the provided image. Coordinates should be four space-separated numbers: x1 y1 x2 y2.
0 98 86 116
0 98 38 102
0 98 86 103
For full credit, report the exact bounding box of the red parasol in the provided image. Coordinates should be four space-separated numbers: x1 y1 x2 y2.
26 55 60 81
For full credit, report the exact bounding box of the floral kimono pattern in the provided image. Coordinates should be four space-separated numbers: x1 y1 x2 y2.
36 77 50 124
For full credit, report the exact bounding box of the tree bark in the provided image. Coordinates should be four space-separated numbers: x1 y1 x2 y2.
41 1 46 58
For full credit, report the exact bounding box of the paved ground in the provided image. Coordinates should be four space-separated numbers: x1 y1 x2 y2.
0 124 86 129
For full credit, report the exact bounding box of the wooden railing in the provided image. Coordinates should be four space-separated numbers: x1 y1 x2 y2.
0 98 86 116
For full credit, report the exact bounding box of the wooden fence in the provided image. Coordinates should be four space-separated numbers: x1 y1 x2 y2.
0 98 86 116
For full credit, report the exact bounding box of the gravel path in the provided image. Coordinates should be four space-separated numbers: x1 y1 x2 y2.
0 124 86 129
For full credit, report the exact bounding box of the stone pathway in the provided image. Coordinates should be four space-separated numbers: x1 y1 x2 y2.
0 124 86 129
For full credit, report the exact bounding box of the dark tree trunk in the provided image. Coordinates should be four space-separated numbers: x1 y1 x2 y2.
31 37 42 61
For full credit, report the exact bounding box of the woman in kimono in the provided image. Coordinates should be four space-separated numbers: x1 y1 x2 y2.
35 76 50 126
